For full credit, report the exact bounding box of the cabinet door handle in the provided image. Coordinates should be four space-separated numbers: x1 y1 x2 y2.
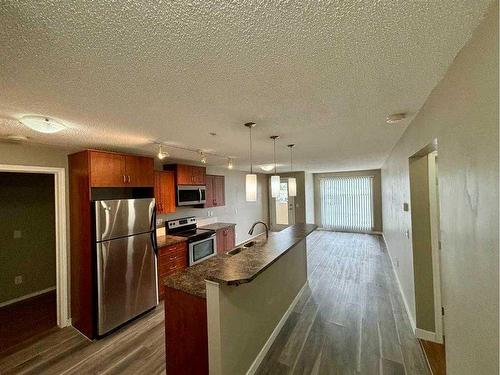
127 175 131 183
123 175 126 183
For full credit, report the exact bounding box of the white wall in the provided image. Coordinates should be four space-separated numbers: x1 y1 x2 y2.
304 172 315 224
381 3 498 374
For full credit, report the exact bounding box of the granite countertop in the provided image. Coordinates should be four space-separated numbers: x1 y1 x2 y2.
199 222 236 231
163 223 317 298
157 234 187 248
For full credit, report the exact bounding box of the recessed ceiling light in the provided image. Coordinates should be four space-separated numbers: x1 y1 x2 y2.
19 115 67 133
386 113 407 124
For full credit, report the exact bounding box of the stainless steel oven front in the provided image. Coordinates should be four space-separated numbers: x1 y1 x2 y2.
189 234 217 265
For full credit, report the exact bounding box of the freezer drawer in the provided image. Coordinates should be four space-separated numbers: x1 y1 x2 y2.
96 232 158 336
95 198 155 241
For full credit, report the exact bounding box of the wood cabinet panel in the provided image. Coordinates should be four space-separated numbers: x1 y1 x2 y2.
175 164 193 185
125 155 154 186
214 175 225 206
154 171 176 214
158 242 188 299
215 225 235 254
205 175 215 208
90 151 126 187
205 175 225 208
166 164 206 185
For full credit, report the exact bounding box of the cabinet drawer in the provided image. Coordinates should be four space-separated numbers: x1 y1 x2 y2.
159 257 187 275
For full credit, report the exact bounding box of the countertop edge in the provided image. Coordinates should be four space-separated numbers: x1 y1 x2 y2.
205 224 317 285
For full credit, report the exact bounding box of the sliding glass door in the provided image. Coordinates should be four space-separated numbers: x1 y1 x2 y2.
319 176 374 232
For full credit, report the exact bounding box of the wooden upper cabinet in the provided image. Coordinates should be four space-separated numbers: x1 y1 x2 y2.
155 171 176 214
165 164 206 185
192 166 206 185
214 175 225 206
205 175 225 207
175 164 194 185
125 155 154 187
89 150 154 187
205 175 215 208
90 151 126 187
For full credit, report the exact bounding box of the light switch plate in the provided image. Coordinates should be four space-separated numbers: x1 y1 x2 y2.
13 230 22 239
14 275 23 285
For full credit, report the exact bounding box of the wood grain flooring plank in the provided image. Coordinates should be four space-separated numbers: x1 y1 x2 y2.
0 231 429 375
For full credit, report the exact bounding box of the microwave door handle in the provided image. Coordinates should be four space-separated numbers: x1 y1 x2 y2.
199 188 202 202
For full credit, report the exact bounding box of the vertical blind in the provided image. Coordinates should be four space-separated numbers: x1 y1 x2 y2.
319 176 374 232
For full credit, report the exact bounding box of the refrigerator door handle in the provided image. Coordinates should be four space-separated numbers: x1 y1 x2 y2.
151 205 158 255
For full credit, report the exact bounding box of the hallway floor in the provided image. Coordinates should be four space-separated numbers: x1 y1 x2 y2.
0 231 429 374
256 230 429 374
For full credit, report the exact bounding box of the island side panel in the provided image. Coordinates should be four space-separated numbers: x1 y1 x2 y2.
207 238 308 375
164 287 209 375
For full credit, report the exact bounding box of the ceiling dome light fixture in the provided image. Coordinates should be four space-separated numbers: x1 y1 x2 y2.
19 115 66 133
287 144 297 197
227 158 233 169
270 136 280 198
386 113 407 124
244 122 257 202
260 164 275 172
157 144 169 160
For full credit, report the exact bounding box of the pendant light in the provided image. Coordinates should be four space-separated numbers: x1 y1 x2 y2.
227 158 233 169
199 151 207 164
270 136 280 198
245 122 257 202
287 144 297 197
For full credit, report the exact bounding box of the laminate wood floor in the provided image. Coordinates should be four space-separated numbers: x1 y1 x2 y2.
419 339 446 375
0 231 429 375
256 230 429 375
0 290 57 355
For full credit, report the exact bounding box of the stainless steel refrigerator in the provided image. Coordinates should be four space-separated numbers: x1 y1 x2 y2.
94 198 158 336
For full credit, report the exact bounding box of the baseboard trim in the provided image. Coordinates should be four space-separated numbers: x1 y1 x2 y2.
415 328 438 342
381 234 417 332
246 281 308 375
0 286 56 308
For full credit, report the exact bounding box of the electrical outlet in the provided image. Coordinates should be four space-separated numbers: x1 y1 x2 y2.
13 230 22 239
14 275 23 285
405 229 410 238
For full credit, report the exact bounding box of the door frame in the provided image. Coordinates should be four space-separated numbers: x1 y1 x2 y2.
408 139 444 343
269 177 295 226
0 164 69 328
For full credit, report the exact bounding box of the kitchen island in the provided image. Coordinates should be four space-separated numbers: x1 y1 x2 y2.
163 223 317 375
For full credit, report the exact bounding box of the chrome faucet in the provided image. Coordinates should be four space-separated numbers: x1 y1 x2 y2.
248 221 269 239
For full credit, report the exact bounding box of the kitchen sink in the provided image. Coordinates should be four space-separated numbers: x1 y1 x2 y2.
243 241 257 248
227 247 244 256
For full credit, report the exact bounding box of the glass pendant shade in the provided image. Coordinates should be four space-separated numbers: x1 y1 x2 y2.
246 174 257 202
288 177 297 197
271 175 280 198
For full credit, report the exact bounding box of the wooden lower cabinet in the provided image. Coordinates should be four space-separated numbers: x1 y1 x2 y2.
157 242 187 299
215 225 235 254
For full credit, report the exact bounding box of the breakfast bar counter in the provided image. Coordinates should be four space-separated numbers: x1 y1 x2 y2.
163 223 317 375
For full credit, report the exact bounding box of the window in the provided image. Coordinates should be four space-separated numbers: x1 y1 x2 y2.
319 176 374 232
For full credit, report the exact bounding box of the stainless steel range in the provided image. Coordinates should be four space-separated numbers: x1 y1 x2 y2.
165 217 217 265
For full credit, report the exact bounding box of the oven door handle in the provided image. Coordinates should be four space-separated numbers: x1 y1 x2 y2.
198 188 202 203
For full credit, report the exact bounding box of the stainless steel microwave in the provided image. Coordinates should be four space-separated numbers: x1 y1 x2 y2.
177 185 206 206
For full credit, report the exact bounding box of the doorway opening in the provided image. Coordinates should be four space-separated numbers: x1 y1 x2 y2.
0 172 57 354
408 142 446 374
0 165 68 356
270 178 295 229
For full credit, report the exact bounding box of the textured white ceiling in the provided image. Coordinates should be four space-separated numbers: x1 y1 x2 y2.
0 1 492 172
